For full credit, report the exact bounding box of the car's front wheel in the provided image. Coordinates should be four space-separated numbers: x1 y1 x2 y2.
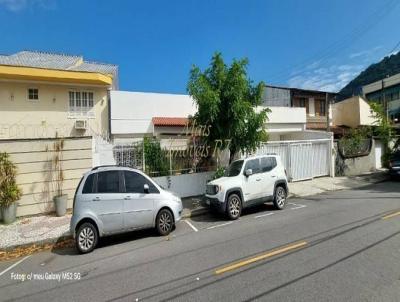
76 222 98 254
226 193 242 220
273 186 287 210
156 209 174 236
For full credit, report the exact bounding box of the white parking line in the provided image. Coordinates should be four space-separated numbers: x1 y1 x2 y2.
255 212 274 219
207 222 233 230
184 219 198 232
288 202 307 210
0 255 31 277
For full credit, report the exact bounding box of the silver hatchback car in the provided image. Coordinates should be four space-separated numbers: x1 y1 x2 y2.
70 166 183 253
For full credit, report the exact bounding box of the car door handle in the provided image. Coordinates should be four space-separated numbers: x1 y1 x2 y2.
124 196 132 200
271 175 277 178
256 178 261 181
92 197 100 201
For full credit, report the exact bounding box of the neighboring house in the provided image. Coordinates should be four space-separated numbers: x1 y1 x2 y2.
110 90 310 143
110 91 197 146
263 85 336 131
0 51 118 140
332 96 376 129
0 50 118 217
362 73 400 124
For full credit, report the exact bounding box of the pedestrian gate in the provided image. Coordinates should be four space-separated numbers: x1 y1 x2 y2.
254 139 331 182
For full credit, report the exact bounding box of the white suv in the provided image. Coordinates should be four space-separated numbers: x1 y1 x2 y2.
205 155 288 220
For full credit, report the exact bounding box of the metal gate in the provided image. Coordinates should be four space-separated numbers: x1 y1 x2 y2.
255 139 331 182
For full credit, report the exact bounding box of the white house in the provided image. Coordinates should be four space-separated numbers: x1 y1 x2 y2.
106 90 334 182
109 90 319 142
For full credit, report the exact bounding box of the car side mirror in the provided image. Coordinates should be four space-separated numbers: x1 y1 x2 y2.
245 169 253 177
144 184 150 194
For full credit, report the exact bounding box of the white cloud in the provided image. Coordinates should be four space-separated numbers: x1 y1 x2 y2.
0 0 55 12
349 46 383 59
287 63 365 92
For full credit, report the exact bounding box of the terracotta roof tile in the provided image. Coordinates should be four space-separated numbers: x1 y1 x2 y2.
152 117 189 127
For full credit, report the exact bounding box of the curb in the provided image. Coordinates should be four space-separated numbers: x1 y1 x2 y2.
181 207 209 219
1 234 72 252
1 206 210 260
0 235 74 261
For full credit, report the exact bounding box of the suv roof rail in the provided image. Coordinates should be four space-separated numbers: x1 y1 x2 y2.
91 165 120 171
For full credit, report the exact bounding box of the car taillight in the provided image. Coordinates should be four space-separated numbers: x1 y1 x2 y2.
284 169 287 177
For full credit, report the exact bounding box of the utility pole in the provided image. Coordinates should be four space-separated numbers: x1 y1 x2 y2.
382 75 389 120
382 78 386 119
381 75 391 156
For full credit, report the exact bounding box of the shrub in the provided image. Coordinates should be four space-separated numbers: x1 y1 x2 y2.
0 152 22 208
143 137 169 176
213 167 226 179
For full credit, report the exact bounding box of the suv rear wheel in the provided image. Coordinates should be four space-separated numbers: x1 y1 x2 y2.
273 186 287 210
226 193 242 220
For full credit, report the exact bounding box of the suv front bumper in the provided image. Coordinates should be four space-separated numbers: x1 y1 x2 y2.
205 196 226 213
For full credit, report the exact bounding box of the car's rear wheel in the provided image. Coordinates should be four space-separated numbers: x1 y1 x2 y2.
156 209 174 236
226 193 242 220
76 222 98 254
273 186 287 210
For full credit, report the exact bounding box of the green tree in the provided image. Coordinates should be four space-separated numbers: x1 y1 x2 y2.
187 52 270 163
369 102 393 166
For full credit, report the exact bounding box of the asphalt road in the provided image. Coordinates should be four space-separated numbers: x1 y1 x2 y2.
1 181 400 302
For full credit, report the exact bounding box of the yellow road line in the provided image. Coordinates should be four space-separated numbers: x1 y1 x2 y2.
382 211 400 220
215 241 307 275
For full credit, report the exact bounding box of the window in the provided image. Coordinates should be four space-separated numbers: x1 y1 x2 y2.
260 157 277 172
68 90 94 117
96 171 121 193
124 171 159 194
317 100 326 116
295 98 309 114
28 88 39 101
244 159 261 174
226 160 244 177
82 174 95 194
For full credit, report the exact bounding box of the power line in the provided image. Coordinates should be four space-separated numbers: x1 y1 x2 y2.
265 0 400 84
388 40 400 55
268 0 398 82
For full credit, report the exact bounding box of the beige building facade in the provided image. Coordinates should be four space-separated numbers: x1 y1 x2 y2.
0 81 110 140
0 51 118 140
332 96 376 128
0 51 118 217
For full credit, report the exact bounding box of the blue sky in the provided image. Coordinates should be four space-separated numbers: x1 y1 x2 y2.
0 0 399 93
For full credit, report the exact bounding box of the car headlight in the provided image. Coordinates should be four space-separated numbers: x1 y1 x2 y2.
215 185 222 194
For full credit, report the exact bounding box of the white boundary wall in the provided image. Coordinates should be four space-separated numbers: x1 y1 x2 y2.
255 138 334 182
154 171 214 198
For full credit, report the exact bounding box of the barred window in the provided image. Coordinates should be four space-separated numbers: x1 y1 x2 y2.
68 91 94 117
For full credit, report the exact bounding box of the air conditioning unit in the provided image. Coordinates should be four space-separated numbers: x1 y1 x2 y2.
74 120 87 130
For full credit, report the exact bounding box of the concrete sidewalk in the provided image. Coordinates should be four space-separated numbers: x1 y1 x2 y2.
288 170 388 197
0 170 389 256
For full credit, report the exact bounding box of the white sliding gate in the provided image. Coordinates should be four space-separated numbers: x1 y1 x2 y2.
255 139 331 182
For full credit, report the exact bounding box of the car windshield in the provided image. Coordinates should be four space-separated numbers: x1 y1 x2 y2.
226 160 244 177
